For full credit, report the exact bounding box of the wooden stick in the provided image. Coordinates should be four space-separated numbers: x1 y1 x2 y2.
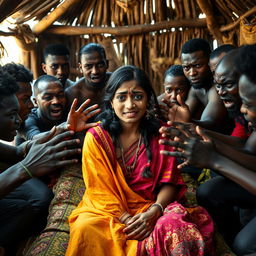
46 18 206 36
220 6 256 32
196 0 223 44
33 0 81 35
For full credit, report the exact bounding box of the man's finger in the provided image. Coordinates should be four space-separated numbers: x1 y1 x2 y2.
36 126 57 144
45 130 75 146
160 150 184 158
52 138 80 151
53 148 82 159
69 98 78 114
76 99 91 113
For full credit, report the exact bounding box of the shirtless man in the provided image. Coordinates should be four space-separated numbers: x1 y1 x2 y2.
159 44 256 255
65 43 111 112
181 38 227 131
42 44 74 89
0 67 80 255
209 44 235 75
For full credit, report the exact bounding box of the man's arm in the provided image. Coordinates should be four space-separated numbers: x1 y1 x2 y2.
185 87 201 117
20 111 42 140
0 130 80 199
193 87 227 130
160 126 256 195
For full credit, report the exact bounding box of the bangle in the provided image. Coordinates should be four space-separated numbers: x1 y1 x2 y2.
19 162 33 178
119 212 132 224
149 203 164 214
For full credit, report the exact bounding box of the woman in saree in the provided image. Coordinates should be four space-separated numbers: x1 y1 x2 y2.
66 65 214 256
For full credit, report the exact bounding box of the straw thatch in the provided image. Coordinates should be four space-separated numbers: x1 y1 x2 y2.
0 0 255 94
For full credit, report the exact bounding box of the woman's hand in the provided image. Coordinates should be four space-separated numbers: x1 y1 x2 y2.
67 98 101 132
123 207 161 241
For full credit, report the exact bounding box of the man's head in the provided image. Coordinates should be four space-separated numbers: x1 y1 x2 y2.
0 67 21 141
79 43 108 87
181 38 212 89
235 44 256 129
163 65 190 104
209 44 235 74
33 75 66 122
214 50 241 118
42 44 70 86
2 63 33 122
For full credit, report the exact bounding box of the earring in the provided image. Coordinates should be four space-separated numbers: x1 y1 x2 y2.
146 109 151 120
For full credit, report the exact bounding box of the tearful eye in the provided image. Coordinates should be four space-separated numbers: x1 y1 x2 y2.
134 94 143 100
116 95 126 101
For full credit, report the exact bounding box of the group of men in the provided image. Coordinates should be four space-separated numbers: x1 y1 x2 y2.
0 42 109 255
1 38 256 255
160 41 256 256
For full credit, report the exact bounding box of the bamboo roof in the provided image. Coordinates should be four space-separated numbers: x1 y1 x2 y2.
0 0 256 94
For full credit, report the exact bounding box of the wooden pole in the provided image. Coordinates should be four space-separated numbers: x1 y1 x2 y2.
32 0 81 35
196 0 223 44
220 6 256 32
45 18 207 36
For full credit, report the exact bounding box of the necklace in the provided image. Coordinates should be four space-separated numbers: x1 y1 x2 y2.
118 134 142 176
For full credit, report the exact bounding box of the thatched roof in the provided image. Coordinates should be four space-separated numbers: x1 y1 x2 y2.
0 0 256 93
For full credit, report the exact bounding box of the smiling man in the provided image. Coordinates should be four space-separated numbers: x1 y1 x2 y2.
65 43 111 112
19 75 66 141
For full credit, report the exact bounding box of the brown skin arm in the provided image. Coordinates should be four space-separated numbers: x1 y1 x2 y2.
185 87 201 117
193 87 227 130
0 129 81 199
212 153 256 195
204 129 246 149
160 126 256 195
0 142 25 164
123 184 176 241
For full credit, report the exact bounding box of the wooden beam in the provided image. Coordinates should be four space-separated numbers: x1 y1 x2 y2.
0 31 15 37
220 6 256 32
45 18 207 36
196 0 223 44
0 0 23 23
32 0 81 35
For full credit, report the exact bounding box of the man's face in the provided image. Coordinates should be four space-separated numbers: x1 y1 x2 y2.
42 55 70 86
0 95 21 141
209 52 227 75
164 75 189 104
34 81 66 122
214 60 241 117
239 74 256 129
16 82 33 122
181 50 211 89
79 52 108 86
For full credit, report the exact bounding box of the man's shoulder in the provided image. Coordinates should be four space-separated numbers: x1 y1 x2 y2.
106 72 112 80
65 79 75 89
27 108 39 120
65 78 85 94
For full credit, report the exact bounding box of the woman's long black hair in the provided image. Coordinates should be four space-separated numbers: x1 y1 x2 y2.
97 65 161 177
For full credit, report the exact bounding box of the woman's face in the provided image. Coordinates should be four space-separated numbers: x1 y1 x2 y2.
111 80 148 128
